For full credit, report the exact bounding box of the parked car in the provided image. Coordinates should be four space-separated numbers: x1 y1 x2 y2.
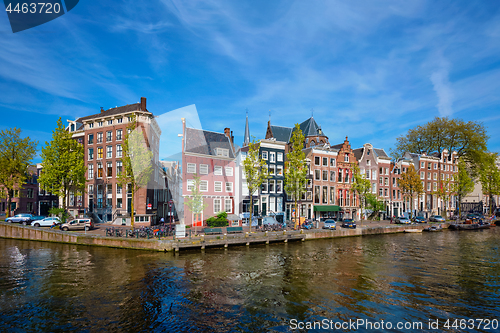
396 216 412 224
322 219 337 230
5 214 33 225
31 215 46 221
32 216 61 227
59 218 94 231
341 219 356 229
413 216 427 223
429 215 445 222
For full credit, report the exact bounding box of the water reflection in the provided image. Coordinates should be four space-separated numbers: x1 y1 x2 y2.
0 228 499 332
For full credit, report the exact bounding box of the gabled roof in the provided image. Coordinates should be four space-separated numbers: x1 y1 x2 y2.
185 128 235 158
76 102 150 122
353 148 364 161
299 117 325 137
330 143 344 150
374 148 390 159
270 125 293 143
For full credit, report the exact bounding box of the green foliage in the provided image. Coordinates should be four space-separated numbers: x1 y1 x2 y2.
49 207 71 222
39 118 85 213
365 193 385 220
453 159 475 218
478 152 500 215
391 117 488 172
350 163 371 221
184 174 207 224
0 128 38 217
116 116 153 227
206 211 228 227
243 137 268 228
399 164 424 219
284 124 307 228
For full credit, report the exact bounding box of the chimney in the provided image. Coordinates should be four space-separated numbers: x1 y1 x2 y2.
100 107 104 113
140 97 146 111
231 130 234 144
224 128 231 141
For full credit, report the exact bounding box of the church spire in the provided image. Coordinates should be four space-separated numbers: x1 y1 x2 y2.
243 109 250 147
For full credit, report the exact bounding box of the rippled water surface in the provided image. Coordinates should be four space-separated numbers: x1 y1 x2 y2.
1 228 499 332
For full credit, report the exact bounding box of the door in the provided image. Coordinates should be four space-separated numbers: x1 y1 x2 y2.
261 203 267 216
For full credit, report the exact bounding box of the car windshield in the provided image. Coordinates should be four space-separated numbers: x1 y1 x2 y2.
435 216 442 218
325 220 336 223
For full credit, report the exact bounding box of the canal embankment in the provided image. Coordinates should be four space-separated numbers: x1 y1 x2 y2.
0 221 448 252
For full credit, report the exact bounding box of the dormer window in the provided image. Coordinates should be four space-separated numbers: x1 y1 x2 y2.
107 120 113 125
98 121 103 127
215 148 229 157
88 123 94 129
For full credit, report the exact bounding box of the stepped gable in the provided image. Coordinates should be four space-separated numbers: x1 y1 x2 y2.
185 128 235 158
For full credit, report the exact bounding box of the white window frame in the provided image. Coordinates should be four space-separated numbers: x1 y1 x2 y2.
270 152 275 162
214 198 221 213
262 151 268 160
88 163 94 179
187 179 195 191
200 164 209 175
187 163 196 174
225 182 233 192
214 166 223 175
277 153 283 162
225 167 233 176
116 144 122 158
277 165 283 176
214 181 222 192
200 180 208 192
225 199 232 213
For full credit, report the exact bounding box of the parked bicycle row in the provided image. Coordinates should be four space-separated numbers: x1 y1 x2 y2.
105 225 175 238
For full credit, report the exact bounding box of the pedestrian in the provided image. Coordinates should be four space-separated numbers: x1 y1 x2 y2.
160 217 164 225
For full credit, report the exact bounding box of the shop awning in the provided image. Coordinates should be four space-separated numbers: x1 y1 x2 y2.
313 205 341 212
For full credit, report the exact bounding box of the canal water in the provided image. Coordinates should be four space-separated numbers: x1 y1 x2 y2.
1 228 499 332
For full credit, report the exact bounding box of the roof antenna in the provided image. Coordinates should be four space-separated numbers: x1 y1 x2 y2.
311 108 314 118
269 109 271 121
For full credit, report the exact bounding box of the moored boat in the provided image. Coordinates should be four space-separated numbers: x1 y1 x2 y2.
449 223 491 230
424 224 443 232
404 229 423 233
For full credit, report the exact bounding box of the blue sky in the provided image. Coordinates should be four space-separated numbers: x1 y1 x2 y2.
1 0 500 162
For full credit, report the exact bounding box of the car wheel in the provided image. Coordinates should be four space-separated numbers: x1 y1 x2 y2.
62 227 69 231
84 226 89 231
22 221 27 225
34 223 40 227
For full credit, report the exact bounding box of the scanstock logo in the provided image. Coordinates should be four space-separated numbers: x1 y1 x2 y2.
3 0 79 33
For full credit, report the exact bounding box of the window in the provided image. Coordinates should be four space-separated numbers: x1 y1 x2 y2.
372 183 376 193
379 188 383 196
106 162 112 177
128 116 133 122
277 180 282 192
322 186 328 204
270 152 275 162
115 144 122 158
434 163 437 169
330 187 335 204
322 170 328 181
379 176 383 184
315 170 320 180
187 179 194 191
106 131 112 142
88 134 94 144
107 120 113 125
314 186 320 203
88 148 94 160
330 171 335 181
225 199 232 213
433 182 437 191
215 148 229 157
421 162 425 168
117 118 123 124
225 167 233 176
277 165 283 176
261 181 268 192
372 170 376 180
269 180 275 192
344 154 349 162
433 173 437 180
427 172 431 180
323 157 328 166
88 164 93 179
420 172 424 179
214 199 221 213
330 158 336 167
277 153 283 162
116 129 122 141
214 166 223 175
88 123 94 129
106 146 113 158
226 182 233 192
338 169 343 182
262 151 268 160
116 160 122 175
385 168 389 175
384 189 388 197
367 160 371 166
315 156 320 165
366 170 370 179
98 121 103 127
214 181 222 192
97 147 103 159
269 165 275 176
200 180 208 191
427 183 431 191
97 132 103 143
198 164 208 175
97 162 103 178
117 185 122 194
384 178 388 186
187 163 196 174
117 198 122 208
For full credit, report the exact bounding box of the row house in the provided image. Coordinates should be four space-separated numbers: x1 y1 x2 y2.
330 137 357 219
160 160 182 224
403 150 459 217
259 139 286 222
181 120 238 227
1 165 58 216
353 143 392 219
389 158 413 218
66 97 165 226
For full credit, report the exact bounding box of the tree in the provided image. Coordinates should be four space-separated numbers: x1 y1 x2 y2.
117 116 153 228
243 138 269 231
350 163 371 223
284 124 307 229
478 152 500 215
39 118 85 220
399 164 424 219
452 159 474 220
365 193 386 220
432 177 454 219
391 117 488 172
0 128 38 217
184 174 207 232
